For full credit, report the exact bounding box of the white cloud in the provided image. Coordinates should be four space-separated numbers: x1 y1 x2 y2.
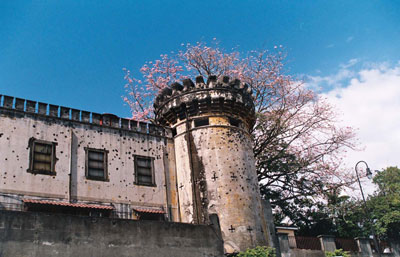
310 62 400 196
306 59 359 89
346 36 354 43
340 58 359 69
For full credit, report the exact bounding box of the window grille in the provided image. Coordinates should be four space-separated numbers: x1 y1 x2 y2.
229 117 241 127
135 156 155 186
28 139 57 175
85 148 108 181
194 118 209 127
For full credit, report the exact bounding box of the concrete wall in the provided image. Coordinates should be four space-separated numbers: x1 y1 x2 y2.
289 249 325 257
277 234 397 257
0 210 224 257
0 98 179 221
350 253 395 257
282 249 395 257
263 200 281 255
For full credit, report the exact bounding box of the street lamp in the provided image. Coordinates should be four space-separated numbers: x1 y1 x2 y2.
355 161 381 257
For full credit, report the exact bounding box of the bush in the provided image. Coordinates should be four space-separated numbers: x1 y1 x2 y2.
236 246 276 257
325 249 350 257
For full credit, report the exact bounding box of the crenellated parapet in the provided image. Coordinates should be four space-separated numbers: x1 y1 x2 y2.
154 75 256 130
0 94 169 138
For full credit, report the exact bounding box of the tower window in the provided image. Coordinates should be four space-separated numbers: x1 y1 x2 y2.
134 156 155 186
194 118 209 127
28 138 57 175
229 117 241 127
85 148 108 181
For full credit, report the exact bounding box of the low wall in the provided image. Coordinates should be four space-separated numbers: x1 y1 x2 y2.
283 249 394 257
351 253 395 257
278 234 397 257
289 249 325 257
0 210 224 257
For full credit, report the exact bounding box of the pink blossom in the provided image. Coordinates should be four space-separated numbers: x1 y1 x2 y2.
123 40 358 194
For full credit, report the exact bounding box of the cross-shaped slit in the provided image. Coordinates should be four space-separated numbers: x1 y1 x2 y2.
212 172 218 181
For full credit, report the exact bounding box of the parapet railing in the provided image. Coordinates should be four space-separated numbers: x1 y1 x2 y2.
291 236 322 250
286 235 394 253
0 94 171 138
335 237 359 252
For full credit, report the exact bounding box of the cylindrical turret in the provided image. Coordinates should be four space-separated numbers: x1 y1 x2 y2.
154 75 268 253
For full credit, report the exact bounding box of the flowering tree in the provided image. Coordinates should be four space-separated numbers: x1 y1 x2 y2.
123 40 357 213
123 54 183 120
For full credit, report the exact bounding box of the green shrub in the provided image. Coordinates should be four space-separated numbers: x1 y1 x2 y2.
236 246 276 257
325 249 350 257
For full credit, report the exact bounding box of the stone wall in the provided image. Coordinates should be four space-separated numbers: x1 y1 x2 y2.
0 210 224 257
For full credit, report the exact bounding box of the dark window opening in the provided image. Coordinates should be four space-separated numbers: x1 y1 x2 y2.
229 117 242 127
194 118 209 127
135 156 155 186
172 127 177 137
86 148 108 181
137 212 165 221
28 139 57 175
25 203 111 217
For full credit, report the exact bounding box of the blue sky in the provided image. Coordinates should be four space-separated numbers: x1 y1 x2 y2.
1 1 400 193
1 1 399 117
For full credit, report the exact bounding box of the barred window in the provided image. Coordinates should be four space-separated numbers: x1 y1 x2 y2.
85 148 108 181
194 118 209 127
134 156 155 186
28 139 57 175
229 117 242 127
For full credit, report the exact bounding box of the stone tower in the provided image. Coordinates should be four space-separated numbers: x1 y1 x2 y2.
154 75 269 253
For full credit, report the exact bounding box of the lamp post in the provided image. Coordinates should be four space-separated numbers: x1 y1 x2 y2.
355 161 381 257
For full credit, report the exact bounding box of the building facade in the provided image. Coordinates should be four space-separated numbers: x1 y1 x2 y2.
0 95 179 221
0 76 271 254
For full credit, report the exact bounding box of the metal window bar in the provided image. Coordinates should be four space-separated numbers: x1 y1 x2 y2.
335 238 359 252
0 199 180 222
85 148 107 180
295 236 322 250
379 241 393 253
369 239 393 254
135 156 154 185
30 140 56 173
0 201 24 212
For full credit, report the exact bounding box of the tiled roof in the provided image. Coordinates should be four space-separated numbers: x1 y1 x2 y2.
133 207 166 214
23 199 114 210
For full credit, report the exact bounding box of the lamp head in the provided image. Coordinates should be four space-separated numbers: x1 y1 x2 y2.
366 167 373 179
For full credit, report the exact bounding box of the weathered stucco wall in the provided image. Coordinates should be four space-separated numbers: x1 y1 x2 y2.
174 116 268 253
0 99 179 221
0 210 224 257
0 112 72 199
70 123 166 205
